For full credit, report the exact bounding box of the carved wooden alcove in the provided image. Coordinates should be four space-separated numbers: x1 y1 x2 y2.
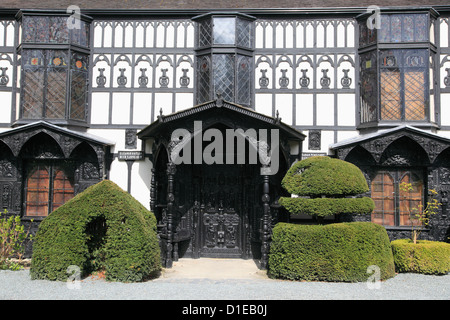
138 97 305 268
331 125 450 242
0 121 113 255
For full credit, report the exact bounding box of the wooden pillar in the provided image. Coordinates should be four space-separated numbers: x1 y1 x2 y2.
260 173 270 269
166 162 176 268
150 168 156 211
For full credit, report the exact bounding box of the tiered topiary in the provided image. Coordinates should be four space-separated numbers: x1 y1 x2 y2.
279 156 374 221
30 180 161 282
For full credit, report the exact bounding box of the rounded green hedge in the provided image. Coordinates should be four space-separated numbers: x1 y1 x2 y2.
391 239 450 275
281 156 369 197
268 222 396 282
30 180 161 282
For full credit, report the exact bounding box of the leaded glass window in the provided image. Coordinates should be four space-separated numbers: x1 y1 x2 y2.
360 51 378 123
213 54 235 101
20 49 88 122
371 170 424 227
380 49 428 121
22 50 45 119
21 15 89 46
25 162 74 217
70 53 89 121
213 18 236 45
379 14 429 43
194 13 255 107
18 11 91 125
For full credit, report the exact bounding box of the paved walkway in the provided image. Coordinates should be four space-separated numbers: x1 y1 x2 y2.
1 258 449 301
159 258 268 280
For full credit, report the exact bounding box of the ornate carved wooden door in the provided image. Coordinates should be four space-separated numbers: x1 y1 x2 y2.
193 164 247 258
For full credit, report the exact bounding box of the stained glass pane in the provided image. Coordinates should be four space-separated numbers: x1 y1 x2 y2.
197 56 211 104
391 16 402 42
22 68 45 119
405 71 426 121
46 68 67 119
49 16 69 44
71 52 88 71
359 22 368 46
236 55 251 106
415 14 428 41
70 71 87 120
22 16 37 43
403 15 415 42
213 17 236 45
213 54 235 102
381 71 401 120
379 15 390 42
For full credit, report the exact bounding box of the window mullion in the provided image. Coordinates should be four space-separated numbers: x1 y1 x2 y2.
42 52 49 119
48 163 54 215
394 171 400 227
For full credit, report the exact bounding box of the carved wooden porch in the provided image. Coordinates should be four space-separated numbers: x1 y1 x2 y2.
138 97 305 268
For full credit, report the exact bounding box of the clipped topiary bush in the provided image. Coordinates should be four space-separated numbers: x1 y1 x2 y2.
268 222 396 282
279 156 374 220
30 180 161 282
391 239 450 275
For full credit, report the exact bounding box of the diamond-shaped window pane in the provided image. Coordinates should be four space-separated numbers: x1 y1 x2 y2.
213 54 235 102
236 18 252 48
70 71 87 121
22 68 45 119
46 68 67 119
199 19 212 48
380 71 401 120
236 55 251 106
405 71 426 121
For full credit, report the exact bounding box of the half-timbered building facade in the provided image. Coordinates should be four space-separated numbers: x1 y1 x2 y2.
0 0 449 268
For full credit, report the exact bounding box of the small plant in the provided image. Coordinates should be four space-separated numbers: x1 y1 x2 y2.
0 209 33 270
399 182 441 244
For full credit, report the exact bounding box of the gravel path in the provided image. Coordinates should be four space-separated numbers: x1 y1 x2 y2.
1 268 449 300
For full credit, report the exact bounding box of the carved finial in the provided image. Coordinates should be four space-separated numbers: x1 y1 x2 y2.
216 92 223 107
157 108 164 122
274 110 281 124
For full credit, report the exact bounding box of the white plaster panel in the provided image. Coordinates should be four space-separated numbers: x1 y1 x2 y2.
109 159 128 192
295 94 313 126
275 94 292 125
130 158 153 210
255 93 272 117
154 93 173 118
337 93 355 126
175 93 194 112
316 94 335 126
0 92 11 123
90 92 109 124
112 92 131 124
133 92 152 125
441 93 450 126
